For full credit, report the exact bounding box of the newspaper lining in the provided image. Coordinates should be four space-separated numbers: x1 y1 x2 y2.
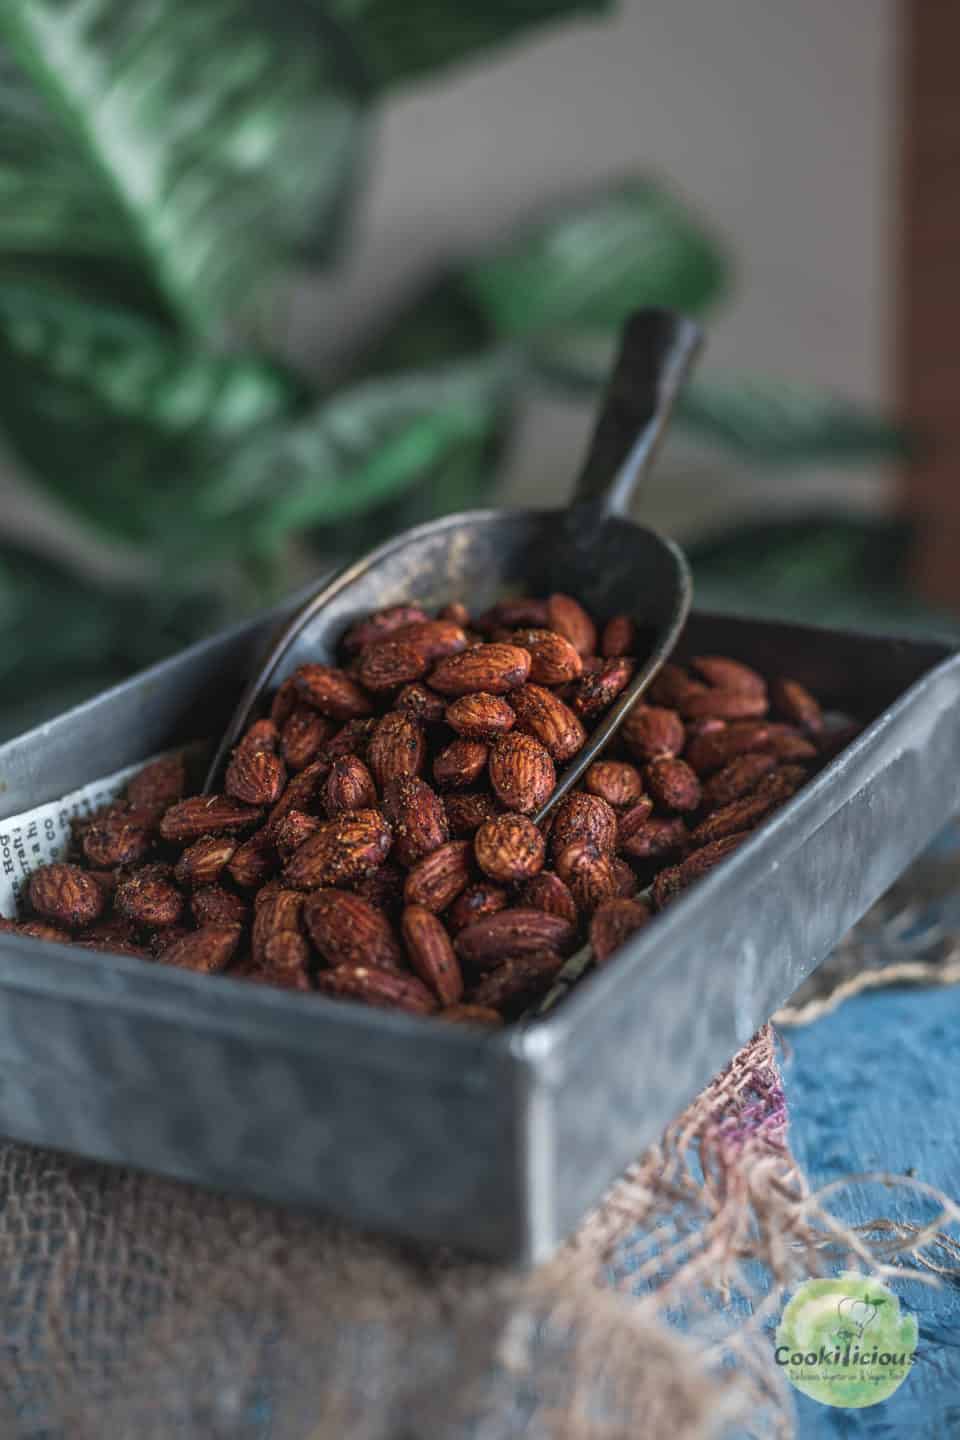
0 760 150 917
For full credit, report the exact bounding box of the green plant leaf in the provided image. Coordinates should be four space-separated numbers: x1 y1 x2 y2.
461 179 730 342
532 338 907 467
324 0 611 89
200 352 518 545
677 379 910 465
0 281 303 547
0 540 225 738
687 514 955 636
0 0 366 339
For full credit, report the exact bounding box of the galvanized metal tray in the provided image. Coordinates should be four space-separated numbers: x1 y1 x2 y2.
0 599 958 1262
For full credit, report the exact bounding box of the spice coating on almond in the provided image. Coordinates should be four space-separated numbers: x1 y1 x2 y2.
283 809 392 889
304 889 404 972
29 863 105 929
428 643 531 696
488 733 555 815
474 814 546 883
402 905 463 1005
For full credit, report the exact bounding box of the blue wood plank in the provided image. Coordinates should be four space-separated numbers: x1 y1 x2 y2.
782 988 960 1436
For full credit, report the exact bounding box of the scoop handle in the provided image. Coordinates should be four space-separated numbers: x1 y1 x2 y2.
570 308 703 517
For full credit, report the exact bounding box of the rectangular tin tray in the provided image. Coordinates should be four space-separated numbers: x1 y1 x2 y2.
1 604 958 1262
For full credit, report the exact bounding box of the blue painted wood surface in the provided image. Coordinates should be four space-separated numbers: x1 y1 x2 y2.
781 988 960 1436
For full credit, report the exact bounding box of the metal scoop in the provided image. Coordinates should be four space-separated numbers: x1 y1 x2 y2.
204 307 703 811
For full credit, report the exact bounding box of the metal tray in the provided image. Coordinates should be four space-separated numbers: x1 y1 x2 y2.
0 603 958 1262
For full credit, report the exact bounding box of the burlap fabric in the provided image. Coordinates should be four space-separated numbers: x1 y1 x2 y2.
2 832 959 1439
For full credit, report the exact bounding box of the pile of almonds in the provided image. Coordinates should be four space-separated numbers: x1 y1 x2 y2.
3 594 852 1026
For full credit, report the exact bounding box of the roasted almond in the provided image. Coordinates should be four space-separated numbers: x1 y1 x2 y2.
765 724 818 762
428 643 531 696
438 1003 503 1026
584 761 645 809
269 676 301 727
225 745 286 807
611 857 639 898
476 597 548 631
115 866 184 928
621 704 684 761
433 739 489 791
270 809 322 859
467 950 564 1011
280 706 331 771
239 958 312 990
304 889 405 971
191 884 249 929
268 757 331 826
325 717 378 761
702 752 777 810
403 840 472 912
613 798 656 847
126 754 187 813
445 693 517 740
644 756 702 814
454 907 577 969
324 755 378 817
160 795 262 843
28 863 105 929
678 687 768 721
647 662 700 708
315 964 437 1014
617 813 686 861
443 791 498 837
448 881 508 932
571 657 634 719
282 808 392 889
488 733 555 815
351 860 406 916
651 833 750 909
402 905 463 1005
381 777 449 867
389 619 469 660
520 869 579 925
771 677 824 735
547 593 596 656
590 897 651 963
690 655 767 698
160 924 242 974
554 840 618 911
508 628 583 685
395 683 447 724
683 721 772 775
293 663 373 720
357 639 428 693
367 711 426 790
510 683 586 762
341 604 429 654
550 792 618 855
174 835 238 887
600 614 636 658
688 768 799 847
227 828 277 888
82 804 153 868
474 814 545 883
252 888 304 967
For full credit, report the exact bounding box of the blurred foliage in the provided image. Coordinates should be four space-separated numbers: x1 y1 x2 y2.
689 515 956 638
0 0 909 731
